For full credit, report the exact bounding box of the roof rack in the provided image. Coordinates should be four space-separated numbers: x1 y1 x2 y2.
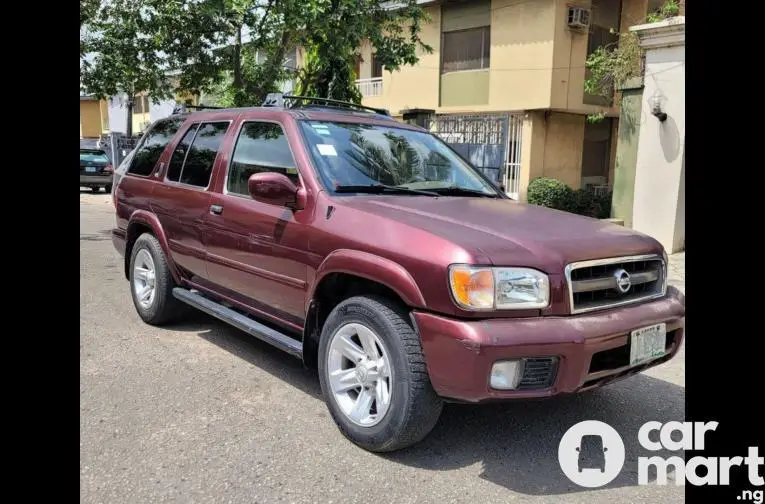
262 93 391 117
171 103 225 114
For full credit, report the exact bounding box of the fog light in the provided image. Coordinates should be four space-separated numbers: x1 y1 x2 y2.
490 360 525 390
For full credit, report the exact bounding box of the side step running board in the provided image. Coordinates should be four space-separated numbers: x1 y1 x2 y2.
172 288 303 358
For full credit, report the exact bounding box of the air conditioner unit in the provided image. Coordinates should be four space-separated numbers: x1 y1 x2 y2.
567 6 591 30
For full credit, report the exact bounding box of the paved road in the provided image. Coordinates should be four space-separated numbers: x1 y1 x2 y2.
80 192 685 504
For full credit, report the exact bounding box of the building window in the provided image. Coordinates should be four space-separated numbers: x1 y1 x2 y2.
132 95 149 114
371 54 383 78
442 26 490 74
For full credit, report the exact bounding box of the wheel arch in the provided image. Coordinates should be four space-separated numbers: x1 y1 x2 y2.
124 211 181 284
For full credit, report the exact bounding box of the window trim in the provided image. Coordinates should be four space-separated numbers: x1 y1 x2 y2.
222 119 305 201
125 117 185 179
163 120 232 192
440 25 491 75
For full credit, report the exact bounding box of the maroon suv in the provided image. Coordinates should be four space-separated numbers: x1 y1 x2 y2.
112 95 686 453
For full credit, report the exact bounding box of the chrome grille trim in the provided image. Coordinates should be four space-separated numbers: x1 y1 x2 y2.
564 254 667 314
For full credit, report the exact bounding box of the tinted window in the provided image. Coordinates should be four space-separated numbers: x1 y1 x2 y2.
80 150 110 164
128 118 185 176
179 122 229 187
167 124 199 182
298 120 497 195
227 122 298 195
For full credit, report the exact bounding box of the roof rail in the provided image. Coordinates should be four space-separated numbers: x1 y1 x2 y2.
262 93 391 117
171 103 225 114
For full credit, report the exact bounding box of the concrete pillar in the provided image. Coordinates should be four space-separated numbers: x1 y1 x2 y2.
518 111 547 202
630 17 685 252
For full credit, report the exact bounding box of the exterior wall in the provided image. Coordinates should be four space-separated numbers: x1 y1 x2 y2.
541 112 585 188
517 110 585 200
360 6 442 113
80 99 108 138
630 17 685 253
361 0 559 115
610 78 644 227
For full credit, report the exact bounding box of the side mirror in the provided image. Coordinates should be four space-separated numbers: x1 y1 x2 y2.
603 447 608 452
247 172 307 210
575 447 580 452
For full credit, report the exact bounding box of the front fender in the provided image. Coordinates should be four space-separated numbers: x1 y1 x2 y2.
308 249 426 311
127 210 182 284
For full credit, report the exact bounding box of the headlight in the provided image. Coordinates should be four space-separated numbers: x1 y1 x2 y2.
448 265 550 310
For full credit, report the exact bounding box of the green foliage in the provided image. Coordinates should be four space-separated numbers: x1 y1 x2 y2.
527 177 612 219
80 0 177 102
527 177 573 210
295 0 431 103
81 0 431 109
584 0 679 123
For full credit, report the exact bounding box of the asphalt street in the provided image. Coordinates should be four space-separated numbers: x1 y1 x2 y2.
80 191 686 504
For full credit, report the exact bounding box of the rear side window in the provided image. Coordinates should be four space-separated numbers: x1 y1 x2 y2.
170 121 230 188
227 122 298 196
166 124 199 182
128 117 185 176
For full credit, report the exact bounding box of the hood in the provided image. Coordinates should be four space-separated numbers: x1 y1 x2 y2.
338 196 663 273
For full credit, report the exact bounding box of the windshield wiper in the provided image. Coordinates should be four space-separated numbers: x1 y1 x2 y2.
429 186 500 198
334 184 439 197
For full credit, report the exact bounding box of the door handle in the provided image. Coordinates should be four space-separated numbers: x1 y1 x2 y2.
210 204 223 215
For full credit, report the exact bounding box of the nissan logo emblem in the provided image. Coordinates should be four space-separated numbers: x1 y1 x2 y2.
614 269 631 294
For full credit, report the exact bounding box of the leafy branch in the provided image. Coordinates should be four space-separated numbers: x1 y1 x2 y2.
584 0 680 122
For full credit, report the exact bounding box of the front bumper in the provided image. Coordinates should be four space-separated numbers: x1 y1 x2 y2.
413 286 685 402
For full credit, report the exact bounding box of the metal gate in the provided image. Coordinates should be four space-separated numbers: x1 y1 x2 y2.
426 112 523 199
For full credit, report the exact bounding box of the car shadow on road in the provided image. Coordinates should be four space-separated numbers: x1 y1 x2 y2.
172 311 683 497
385 376 684 496
170 310 322 399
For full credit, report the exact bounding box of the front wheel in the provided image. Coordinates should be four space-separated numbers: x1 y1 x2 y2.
105 183 113 193
90 186 101 193
318 295 443 452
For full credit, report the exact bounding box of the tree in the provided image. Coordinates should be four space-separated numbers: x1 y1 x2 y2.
296 0 431 103
80 0 176 135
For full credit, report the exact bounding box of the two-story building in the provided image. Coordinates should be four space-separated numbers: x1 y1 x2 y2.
354 0 681 200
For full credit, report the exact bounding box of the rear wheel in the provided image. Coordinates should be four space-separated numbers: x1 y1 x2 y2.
90 186 101 193
105 184 113 193
318 295 443 452
129 233 185 325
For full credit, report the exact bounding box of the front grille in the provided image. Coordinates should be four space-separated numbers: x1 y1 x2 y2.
565 255 666 314
518 357 558 390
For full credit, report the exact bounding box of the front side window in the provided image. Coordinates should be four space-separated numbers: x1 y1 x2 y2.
298 120 499 197
227 122 299 196
128 117 185 176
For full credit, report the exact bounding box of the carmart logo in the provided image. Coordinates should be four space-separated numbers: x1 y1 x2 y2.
559 420 764 489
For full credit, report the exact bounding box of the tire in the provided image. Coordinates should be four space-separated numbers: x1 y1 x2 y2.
105 184 113 193
318 295 443 452
90 186 101 193
128 233 185 325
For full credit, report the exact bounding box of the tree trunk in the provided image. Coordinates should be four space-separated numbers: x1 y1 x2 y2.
233 25 243 90
126 94 134 137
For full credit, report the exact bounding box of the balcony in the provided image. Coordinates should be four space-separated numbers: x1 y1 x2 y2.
355 77 383 97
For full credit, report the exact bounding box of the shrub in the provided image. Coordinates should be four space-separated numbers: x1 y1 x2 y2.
527 177 573 210
527 177 613 219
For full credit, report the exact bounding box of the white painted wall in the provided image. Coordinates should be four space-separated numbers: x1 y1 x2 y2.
630 17 685 253
107 94 129 134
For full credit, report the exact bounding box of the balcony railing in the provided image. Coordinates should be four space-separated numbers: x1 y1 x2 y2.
355 77 383 97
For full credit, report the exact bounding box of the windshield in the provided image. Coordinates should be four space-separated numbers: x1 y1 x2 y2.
298 120 499 196
80 151 110 163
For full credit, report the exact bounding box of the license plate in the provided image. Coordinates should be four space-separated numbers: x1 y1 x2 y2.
630 323 667 366
85 166 96 173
